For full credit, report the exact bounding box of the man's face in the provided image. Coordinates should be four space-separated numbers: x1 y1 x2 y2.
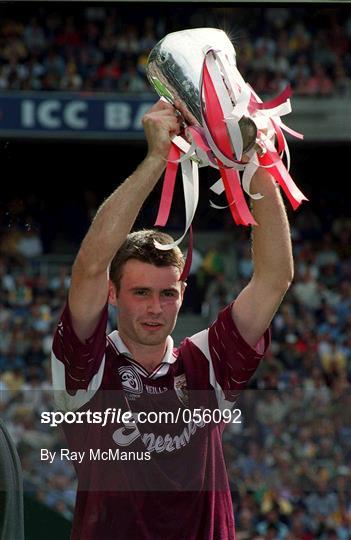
110 259 185 348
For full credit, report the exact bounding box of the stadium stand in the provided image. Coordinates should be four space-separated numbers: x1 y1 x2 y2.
0 5 350 96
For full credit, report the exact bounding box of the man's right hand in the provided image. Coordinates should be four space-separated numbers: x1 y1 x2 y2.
142 100 182 161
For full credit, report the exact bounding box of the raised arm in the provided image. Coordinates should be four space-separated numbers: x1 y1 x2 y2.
231 168 294 348
68 100 181 342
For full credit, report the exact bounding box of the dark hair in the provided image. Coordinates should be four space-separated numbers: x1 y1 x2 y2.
109 229 184 291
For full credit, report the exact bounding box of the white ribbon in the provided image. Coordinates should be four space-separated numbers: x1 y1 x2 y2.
154 157 199 250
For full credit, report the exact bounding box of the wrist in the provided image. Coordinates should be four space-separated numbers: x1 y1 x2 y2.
144 152 167 169
140 153 167 181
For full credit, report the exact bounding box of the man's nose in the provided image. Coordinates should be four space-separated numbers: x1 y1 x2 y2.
147 294 162 314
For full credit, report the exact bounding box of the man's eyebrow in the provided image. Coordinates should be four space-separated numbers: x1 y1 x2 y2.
128 286 179 292
129 287 151 291
161 287 179 294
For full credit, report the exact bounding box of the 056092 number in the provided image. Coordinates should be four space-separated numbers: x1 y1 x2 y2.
182 408 242 424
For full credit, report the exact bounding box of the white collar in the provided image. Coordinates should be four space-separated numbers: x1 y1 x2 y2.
107 330 176 365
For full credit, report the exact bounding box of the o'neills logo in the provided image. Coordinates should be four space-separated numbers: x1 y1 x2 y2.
112 416 206 453
118 365 143 395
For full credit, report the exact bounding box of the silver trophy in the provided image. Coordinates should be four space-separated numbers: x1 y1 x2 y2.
146 28 257 155
145 27 306 248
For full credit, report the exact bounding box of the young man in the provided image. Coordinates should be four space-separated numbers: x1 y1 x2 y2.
51 100 294 539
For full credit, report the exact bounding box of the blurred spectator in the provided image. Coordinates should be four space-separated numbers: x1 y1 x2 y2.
60 59 82 90
305 478 339 518
118 63 147 92
23 17 46 51
16 227 43 260
203 272 233 323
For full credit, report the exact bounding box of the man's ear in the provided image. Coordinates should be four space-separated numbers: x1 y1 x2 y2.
108 280 118 306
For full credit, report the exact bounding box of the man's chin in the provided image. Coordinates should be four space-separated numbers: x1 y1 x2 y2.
139 333 167 346
137 327 170 346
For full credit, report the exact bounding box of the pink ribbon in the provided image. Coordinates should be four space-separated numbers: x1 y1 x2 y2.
217 161 257 226
258 146 308 210
249 85 292 112
154 144 180 227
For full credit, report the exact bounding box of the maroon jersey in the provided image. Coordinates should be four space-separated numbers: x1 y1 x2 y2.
51 303 269 540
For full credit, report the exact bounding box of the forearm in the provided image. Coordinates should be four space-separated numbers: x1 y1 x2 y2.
250 168 294 289
75 154 166 275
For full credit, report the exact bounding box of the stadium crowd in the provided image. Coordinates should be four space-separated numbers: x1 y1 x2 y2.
0 195 350 538
0 5 350 96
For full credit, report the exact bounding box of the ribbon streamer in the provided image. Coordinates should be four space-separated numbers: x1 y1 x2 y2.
155 155 199 250
154 144 180 227
154 44 307 280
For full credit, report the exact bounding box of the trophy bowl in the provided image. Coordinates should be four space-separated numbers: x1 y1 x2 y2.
147 28 257 154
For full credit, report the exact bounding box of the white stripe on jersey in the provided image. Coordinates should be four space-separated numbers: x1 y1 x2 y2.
189 330 238 410
51 352 106 412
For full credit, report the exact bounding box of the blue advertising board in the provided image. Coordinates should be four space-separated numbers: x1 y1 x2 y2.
0 92 156 139
1 92 346 142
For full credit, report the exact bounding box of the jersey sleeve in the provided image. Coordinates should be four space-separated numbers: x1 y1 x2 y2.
51 302 108 411
189 303 270 407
